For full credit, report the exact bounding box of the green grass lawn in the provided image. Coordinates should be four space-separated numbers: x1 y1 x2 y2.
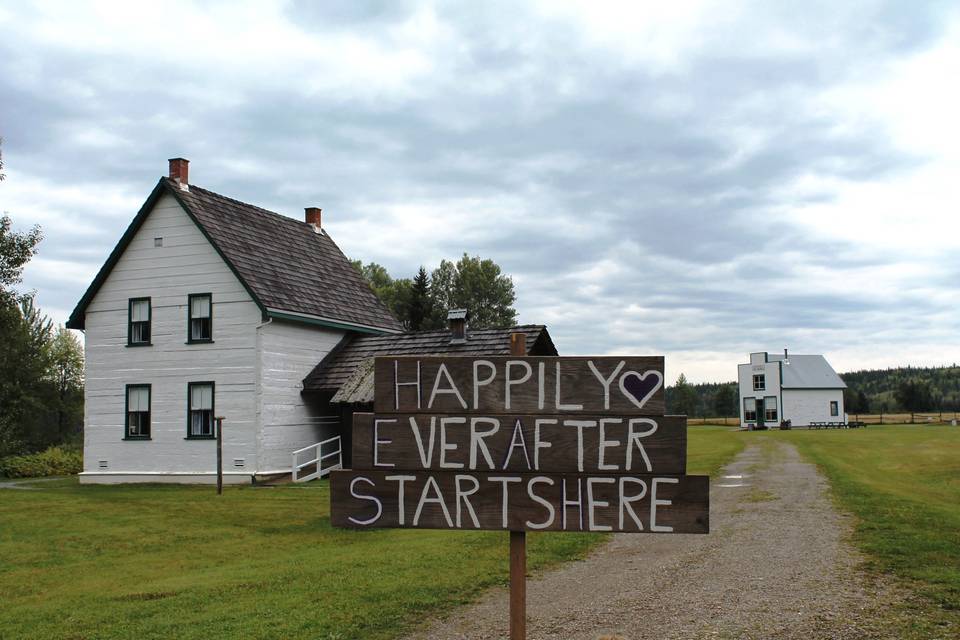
764 425 960 634
0 429 740 640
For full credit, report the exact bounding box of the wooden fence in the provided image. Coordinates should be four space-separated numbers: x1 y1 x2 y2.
686 413 960 427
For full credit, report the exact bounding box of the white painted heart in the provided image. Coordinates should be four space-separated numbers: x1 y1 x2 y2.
618 370 663 409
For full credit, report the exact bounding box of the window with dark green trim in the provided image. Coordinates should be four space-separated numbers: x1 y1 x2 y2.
187 382 215 438
128 298 151 346
764 396 778 421
752 374 765 391
187 293 212 343
125 384 151 439
743 398 757 422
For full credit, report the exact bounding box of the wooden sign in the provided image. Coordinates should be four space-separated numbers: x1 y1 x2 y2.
333 350 708 639
374 356 665 415
331 470 708 533
334 355 708 535
351 413 688 474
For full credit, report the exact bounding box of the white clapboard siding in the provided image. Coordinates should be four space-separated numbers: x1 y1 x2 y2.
782 389 845 426
82 193 261 479
256 320 344 472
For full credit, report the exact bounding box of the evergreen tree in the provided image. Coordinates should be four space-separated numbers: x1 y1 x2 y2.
670 373 699 416
712 383 737 417
407 266 431 331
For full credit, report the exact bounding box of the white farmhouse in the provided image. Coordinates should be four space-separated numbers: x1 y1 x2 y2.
68 158 556 484
737 350 846 428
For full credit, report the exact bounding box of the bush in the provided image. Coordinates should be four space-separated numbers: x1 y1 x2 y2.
0 446 82 478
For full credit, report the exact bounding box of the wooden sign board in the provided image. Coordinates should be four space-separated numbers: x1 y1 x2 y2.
333 355 708 535
351 413 688 474
374 356 665 415
331 470 708 533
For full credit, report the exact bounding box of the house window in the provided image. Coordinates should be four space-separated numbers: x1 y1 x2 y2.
125 385 151 439
188 382 215 438
188 294 212 343
830 400 839 417
128 298 151 346
752 374 765 391
765 396 778 421
743 398 757 422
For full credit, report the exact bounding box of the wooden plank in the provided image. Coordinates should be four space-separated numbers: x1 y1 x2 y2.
374 356 665 415
351 413 687 474
330 469 709 533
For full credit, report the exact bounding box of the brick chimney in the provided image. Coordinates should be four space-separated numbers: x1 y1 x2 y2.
305 207 322 233
168 158 189 190
448 309 469 343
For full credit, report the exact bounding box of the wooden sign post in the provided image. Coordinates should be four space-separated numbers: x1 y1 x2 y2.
331 340 709 639
508 333 526 640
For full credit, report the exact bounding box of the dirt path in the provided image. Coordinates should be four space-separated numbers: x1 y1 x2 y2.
404 441 901 640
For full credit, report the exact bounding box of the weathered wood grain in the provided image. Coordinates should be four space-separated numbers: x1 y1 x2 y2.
330 469 708 533
351 413 687 474
374 356 665 415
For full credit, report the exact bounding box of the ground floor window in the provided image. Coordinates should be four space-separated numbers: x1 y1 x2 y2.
125 384 151 439
830 400 839 416
764 396 778 421
743 398 757 421
188 382 215 438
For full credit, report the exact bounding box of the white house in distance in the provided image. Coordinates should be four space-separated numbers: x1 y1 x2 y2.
67 158 557 484
737 350 846 428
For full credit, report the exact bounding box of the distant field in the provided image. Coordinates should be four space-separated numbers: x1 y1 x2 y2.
765 425 960 635
0 428 740 640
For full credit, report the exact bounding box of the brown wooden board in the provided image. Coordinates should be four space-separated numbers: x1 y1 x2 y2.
331 469 708 533
351 413 687 474
374 356 665 415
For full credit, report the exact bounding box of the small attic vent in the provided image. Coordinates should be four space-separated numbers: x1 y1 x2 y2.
233 458 245 468
154 237 163 247
98 460 109 469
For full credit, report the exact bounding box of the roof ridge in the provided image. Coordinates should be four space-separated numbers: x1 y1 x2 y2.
170 178 307 228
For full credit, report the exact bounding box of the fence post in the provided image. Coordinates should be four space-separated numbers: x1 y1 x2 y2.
215 416 225 495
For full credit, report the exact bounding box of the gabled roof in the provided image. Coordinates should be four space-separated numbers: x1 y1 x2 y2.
769 354 846 389
67 178 402 333
303 324 558 403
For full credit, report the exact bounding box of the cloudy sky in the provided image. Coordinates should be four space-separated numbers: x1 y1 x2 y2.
2 1 958 382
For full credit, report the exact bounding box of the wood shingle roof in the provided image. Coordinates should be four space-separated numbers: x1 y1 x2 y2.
303 325 558 403
67 177 402 333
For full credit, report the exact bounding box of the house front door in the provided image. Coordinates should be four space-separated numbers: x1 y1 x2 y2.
755 398 765 429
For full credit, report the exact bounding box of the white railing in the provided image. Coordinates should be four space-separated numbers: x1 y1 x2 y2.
291 436 342 483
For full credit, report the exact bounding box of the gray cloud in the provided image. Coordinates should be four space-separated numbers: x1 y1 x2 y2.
1 0 958 380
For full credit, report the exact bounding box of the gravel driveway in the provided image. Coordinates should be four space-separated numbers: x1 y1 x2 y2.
403 441 901 640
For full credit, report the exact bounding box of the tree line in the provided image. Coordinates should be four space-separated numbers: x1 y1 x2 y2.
0 215 84 458
352 253 519 330
664 365 960 418
665 374 739 418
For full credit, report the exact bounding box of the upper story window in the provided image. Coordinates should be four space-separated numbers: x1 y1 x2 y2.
125 384 151 439
752 374 765 391
188 382 215 438
128 298 151 346
188 294 213 343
